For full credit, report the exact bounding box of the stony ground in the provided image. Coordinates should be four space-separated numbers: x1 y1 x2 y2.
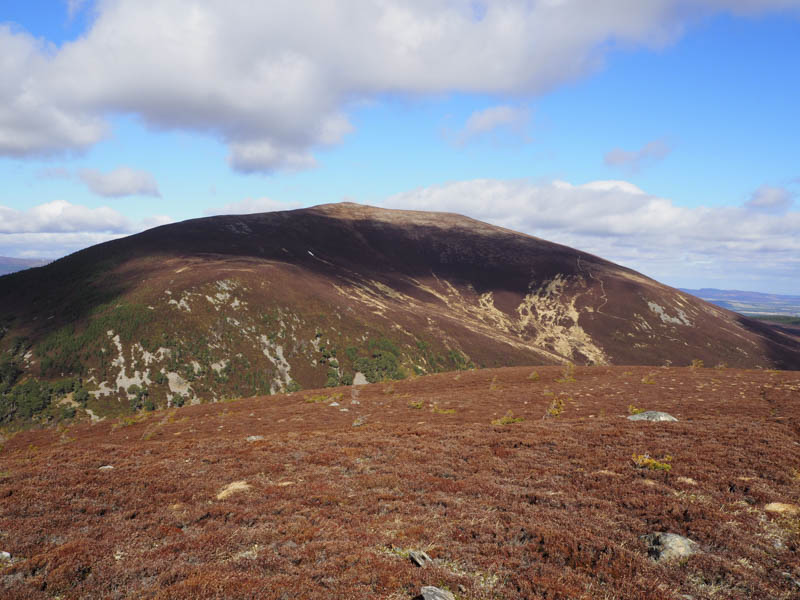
1 365 799 599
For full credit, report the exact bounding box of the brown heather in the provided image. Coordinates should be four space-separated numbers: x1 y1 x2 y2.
1 364 799 599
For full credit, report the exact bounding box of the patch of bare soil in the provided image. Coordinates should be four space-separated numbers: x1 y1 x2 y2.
1 365 798 599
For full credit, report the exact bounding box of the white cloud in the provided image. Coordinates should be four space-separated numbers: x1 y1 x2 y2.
382 178 800 291
456 105 530 145
604 138 671 172
78 167 160 197
2 1 799 171
0 200 171 256
205 197 304 216
745 184 794 212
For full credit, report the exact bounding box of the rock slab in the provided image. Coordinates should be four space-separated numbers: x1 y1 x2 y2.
421 586 455 600
409 550 432 567
628 411 678 422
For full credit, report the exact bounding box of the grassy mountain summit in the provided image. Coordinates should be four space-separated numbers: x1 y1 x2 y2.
1 202 798 426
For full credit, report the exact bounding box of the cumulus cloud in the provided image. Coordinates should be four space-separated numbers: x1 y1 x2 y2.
604 138 671 172
455 105 530 145
2 1 799 172
0 200 131 234
745 184 794 212
0 200 171 257
77 167 160 198
205 197 304 216
382 178 800 290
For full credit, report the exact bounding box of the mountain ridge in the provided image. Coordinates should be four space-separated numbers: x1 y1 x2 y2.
1 202 798 426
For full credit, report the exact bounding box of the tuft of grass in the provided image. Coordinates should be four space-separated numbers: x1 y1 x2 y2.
489 375 500 391
640 372 656 385
305 392 343 404
408 400 424 410
690 359 704 370
431 404 456 415
628 404 646 415
527 370 540 382
113 413 149 429
632 453 672 472
555 363 576 383
492 410 524 425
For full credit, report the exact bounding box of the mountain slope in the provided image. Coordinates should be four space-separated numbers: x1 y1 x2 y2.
1 202 798 424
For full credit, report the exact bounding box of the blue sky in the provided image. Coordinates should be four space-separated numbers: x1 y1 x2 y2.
1 1 799 294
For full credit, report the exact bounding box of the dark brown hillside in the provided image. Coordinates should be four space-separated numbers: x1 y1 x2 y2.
0 202 798 425
1 365 798 599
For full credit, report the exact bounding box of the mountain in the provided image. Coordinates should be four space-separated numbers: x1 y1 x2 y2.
0 256 50 276
681 288 800 317
1 202 799 425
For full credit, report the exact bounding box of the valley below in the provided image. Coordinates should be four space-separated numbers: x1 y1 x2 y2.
1 364 798 599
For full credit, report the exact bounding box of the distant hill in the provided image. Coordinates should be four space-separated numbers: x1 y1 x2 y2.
0 256 49 276
681 288 800 317
1 202 799 427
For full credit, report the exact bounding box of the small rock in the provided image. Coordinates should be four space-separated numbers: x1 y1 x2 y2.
0 551 11 561
409 550 432 567
98 465 114 470
245 435 264 442
352 416 367 427
643 532 699 562
329 401 340 407
420 586 455 600
353 372 369 386
765 502 799 516
628 411 678 422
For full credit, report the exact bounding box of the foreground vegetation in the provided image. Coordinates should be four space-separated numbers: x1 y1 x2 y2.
1 365 798 599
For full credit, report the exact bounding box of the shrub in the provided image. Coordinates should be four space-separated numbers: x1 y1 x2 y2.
73 387 90 405
545 395 566 418
690 359 704 369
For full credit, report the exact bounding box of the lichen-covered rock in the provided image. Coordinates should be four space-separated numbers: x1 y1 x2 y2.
643 532 698 562
420 586 455 600
628 411 678 422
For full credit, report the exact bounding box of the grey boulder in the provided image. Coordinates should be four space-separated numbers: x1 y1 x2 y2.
643 532 699 562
